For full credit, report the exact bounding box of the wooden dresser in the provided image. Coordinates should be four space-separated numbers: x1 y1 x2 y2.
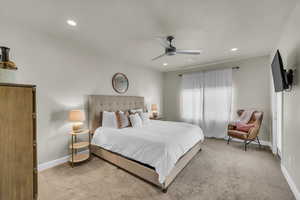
0 83 37 200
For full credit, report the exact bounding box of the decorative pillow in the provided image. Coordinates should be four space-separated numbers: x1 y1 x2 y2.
102 111 118 128
236 122 255 132
140 112 150 124
129 108 143 114
129 108 144 119
129 113 143 128
116 110 130 128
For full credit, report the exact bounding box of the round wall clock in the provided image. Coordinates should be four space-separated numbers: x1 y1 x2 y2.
112 73 129 94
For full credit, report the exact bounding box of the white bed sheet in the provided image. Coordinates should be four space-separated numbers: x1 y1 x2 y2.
91 120 204 183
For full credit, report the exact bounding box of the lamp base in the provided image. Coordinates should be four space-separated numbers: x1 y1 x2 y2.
72 122 83 133
152 112 158 119
0 61 17 70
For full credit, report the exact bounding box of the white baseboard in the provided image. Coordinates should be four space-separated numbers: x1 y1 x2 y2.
281 164 300 200
227 138 272 148
38 150 89 171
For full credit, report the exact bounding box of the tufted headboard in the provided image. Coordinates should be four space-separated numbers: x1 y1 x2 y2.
88 95 144 133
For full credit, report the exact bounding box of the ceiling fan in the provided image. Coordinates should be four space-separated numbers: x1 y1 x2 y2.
152 36 201 61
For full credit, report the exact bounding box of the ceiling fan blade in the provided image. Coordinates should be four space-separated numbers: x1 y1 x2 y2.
176 49 201 55
152 53 166 61
156 37 170 48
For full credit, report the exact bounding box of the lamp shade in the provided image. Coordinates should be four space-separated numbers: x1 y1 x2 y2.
151 104 158 111
69 110 85 122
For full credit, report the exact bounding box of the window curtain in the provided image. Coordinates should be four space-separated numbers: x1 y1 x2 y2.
181 72 204 125
181 68 232 138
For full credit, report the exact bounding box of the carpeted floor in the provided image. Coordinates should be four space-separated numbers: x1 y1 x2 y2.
38 139 295 200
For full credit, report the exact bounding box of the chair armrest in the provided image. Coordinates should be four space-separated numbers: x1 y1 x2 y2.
247 123 260 139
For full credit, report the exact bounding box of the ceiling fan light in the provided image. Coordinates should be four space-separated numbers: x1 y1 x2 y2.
152 35 201 60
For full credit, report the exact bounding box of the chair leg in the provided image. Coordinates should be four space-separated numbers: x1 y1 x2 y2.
244 140 247 151
227 136 231 144
257 137 261 148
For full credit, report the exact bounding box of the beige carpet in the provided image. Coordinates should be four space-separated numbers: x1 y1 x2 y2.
38 139 295 200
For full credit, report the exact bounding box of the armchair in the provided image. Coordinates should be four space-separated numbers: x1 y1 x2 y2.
227 110 263 151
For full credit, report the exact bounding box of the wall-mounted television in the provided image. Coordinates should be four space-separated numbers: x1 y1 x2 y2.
271 50 294 92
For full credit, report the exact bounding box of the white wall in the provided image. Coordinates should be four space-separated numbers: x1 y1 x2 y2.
0 23 163 164
163 56 271 141
272 1 300 196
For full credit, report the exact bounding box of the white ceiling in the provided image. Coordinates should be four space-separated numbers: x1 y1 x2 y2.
0 0 297 71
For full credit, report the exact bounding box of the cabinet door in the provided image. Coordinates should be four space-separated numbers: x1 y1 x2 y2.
0 86 34 200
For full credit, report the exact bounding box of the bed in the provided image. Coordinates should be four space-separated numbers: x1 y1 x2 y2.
88 95 204 192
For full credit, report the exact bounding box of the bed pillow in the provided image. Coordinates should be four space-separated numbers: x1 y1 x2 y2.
129 108 143 114
116 110 130 128
102 111 118 128
140 112 150 124
130 108 144 119
129 113 143 128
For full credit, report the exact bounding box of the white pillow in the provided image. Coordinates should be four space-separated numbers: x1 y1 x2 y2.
129 113 143 128
140 112 150 124
102 111 118 128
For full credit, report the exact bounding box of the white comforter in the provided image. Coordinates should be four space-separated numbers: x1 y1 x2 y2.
91 120 204 183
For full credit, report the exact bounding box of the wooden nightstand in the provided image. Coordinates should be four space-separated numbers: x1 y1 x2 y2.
150 116 164 120
69 129 91 167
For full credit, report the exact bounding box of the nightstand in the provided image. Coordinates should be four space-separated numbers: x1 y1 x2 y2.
69 129 91 167
150 116 164 120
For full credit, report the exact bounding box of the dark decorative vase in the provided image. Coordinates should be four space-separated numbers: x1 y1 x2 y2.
0 46 17 70
1 47 10 62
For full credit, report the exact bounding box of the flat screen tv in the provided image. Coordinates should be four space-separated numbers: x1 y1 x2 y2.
271 50 288 92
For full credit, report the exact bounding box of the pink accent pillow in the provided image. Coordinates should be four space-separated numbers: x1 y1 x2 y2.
236 122 255 132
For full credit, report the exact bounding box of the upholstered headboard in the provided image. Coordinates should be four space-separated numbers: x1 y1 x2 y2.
88 95 144 133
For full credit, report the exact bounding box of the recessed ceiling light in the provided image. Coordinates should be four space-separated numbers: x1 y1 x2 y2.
67 20 77 26
163 63 168 66
231 48 238 52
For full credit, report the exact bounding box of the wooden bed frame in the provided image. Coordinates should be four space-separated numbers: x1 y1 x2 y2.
88 95 202 192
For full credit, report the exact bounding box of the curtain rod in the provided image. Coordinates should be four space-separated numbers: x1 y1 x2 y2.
178 66 240 77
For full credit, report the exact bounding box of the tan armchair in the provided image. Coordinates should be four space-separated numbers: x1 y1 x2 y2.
227 110 263 151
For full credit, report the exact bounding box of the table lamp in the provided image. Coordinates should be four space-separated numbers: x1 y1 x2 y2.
151 104 158 118
69 110 85 132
